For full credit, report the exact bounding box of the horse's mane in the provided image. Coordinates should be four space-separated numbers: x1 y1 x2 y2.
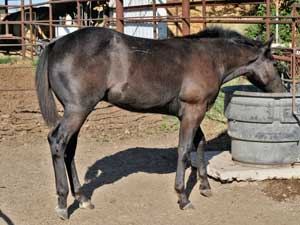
182 27 263 48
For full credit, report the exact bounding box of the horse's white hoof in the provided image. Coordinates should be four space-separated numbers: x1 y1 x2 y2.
55 207 68 220
182 202 195 210
79 200 95 209
200 189 212 197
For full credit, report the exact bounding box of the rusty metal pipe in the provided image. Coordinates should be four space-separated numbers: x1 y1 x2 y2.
182 0 190 35
116 0 124 32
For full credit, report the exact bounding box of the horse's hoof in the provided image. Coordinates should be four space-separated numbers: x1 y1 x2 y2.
200 189 212 197
55 207 68 220
79 200 95 209
182 202 195 210
178 200 194 210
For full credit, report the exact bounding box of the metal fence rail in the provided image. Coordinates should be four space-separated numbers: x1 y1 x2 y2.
0 0 297 57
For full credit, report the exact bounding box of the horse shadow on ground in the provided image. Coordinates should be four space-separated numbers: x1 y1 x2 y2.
0 210 14 225
68 131 230 216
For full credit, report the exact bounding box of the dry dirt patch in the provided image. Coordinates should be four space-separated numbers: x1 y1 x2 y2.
262 179 300 202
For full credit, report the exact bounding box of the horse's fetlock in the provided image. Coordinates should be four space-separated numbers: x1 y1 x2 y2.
175 183 184 193
57 189 69 198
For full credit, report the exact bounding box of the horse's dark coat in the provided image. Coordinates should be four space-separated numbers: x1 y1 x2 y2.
36 27 285 219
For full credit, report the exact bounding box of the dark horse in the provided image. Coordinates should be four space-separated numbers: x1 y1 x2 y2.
36 27 285 219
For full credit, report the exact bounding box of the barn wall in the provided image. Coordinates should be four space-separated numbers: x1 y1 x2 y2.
112 0 168 39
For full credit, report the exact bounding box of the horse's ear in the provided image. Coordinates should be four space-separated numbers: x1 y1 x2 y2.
260 36 274 57
256 34 262 42
264 36 274 48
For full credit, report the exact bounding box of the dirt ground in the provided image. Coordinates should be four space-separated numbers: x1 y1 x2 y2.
1 62 300 225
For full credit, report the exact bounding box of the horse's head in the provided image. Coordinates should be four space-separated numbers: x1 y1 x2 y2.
246 38 286 93
198 27 286 93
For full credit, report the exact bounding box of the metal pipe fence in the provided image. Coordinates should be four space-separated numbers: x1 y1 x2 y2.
0 1 297 55
0 2 296 57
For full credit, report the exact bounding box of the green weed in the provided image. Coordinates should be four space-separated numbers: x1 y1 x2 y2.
32 58 39 67
0 57 17 64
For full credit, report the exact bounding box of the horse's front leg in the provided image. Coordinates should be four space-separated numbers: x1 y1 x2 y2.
175 103 205 209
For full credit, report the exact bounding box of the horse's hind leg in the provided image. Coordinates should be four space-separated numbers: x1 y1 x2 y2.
48 123 69 220
64 131 94 209
193 128 211 197
48 110 89 220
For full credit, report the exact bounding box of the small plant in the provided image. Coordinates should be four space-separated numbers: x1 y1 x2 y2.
32 58 39 67
0 57 17 64
159 115 179 132
206 91 227 124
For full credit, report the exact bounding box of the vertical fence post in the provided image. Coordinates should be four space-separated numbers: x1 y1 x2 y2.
49 0 53 40
21 0 25 58
152 0 157 39
291 3 298 116
77 0 81 28
29 0 33 59
5 0 8 14
202 0 206 29
266 0 271 39
292 3 296 49
116 0 124 32
175 6 179 36
182 0 190 36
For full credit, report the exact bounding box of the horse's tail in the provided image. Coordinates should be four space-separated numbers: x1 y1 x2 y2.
35 45 58 127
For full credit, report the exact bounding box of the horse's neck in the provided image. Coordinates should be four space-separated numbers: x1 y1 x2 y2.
219 49 256 84
221 65 250 84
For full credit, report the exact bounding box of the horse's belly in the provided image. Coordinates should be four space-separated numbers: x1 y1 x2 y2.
106 83 176 113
